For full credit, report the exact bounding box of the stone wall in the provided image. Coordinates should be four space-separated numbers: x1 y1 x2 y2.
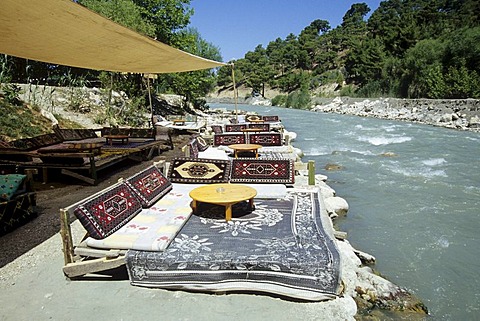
312 97 480 131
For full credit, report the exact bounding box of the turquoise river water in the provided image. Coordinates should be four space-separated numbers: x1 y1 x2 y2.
213 103 480 320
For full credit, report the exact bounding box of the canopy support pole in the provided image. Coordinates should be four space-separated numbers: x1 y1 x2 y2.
146 75 154 126
231 63 238 123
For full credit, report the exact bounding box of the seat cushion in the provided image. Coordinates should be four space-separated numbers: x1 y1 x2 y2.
73 183 142 239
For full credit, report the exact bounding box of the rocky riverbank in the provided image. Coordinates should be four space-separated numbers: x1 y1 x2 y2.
207 92 480 132
312 97 480 131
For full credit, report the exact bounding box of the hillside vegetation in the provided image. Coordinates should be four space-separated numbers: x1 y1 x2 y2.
1 0 479 124
216 0 480 108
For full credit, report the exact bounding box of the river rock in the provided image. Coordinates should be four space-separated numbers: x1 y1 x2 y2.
324 196 349 216
325 163 344 171
318 181 336 199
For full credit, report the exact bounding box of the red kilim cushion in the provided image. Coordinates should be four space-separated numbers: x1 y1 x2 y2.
213 133 246 146
230 158 294 184
225 124 247 132
262 115 279 122
74 183 142 239
125 166 172 208
248 133 282 146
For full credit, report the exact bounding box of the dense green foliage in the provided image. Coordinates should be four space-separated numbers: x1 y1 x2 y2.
218 0 480 102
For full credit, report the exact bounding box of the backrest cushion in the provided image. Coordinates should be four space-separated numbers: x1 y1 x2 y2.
125 165 172 208
188 139 199 158
196 136 209 152
168 158 231 184
248 133 282 146
262 115 279 122
73 183 142 239
213 133 246 146
225 124 247 132
30 133 63 147
210 125 223 134
230 158 294 184
247 123 270 131
246 115 262 122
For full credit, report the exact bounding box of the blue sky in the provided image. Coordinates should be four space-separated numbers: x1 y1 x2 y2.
189 0 382 62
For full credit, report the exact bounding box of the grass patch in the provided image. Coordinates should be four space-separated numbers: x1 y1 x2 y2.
0 98 54 140
54 113 85 129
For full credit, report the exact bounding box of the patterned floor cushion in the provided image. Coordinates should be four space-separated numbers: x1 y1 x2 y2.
125 165 172 208
230 158 294 184
73 183 142 239
168 158 231 184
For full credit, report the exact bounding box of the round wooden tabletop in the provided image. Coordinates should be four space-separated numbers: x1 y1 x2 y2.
189 183 257 205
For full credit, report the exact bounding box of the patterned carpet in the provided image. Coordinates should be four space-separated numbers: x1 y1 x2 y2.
126 189 340 301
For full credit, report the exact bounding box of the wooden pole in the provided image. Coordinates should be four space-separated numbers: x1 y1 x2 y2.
308 160 315 185
231 63 238 123
146 75 154 127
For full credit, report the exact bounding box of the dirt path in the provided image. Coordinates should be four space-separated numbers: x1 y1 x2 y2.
0 133 190 268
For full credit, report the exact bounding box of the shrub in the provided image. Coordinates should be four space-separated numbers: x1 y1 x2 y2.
271 94 287 106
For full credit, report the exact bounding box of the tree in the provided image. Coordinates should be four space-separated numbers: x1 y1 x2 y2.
298 20 331 70
132 0 193 46
345 38 386 84
156 28 222 106
78 0 156 36
401 38 446 98
242 45 274 96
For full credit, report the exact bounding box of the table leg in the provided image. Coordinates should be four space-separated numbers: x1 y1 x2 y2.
191 199 197 214
255 149 258 158
225 204 233 221
249 198 255 210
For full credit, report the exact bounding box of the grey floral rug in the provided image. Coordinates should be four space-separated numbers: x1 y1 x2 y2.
125 189 340 301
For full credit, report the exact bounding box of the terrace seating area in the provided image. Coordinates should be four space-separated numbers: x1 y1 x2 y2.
60 114 341 301
0 126 173 185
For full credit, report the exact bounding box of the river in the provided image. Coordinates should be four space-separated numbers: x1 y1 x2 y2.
212 103 480 320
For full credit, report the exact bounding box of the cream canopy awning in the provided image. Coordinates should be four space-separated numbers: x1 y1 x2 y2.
0 0 227 73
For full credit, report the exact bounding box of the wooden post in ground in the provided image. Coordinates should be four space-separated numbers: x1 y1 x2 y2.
308 160 315 185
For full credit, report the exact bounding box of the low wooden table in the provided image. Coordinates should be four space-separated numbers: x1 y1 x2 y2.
228 143 263 159
249 118 265 123
241 128 264 133
64 141 104 154
173 119 186 126
104 134 129 145
189 183 257 221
